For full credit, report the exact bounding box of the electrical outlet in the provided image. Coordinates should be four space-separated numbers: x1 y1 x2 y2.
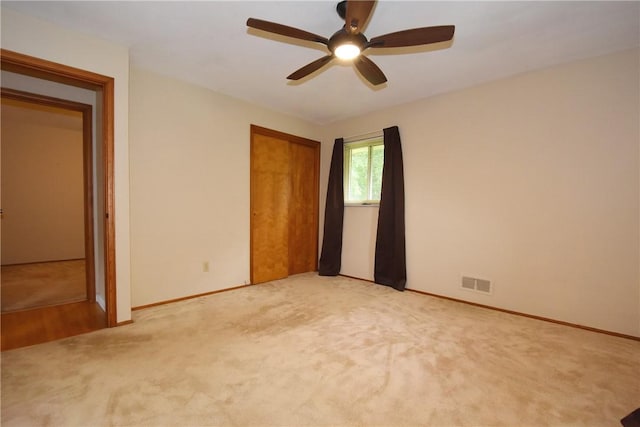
203 261 210 273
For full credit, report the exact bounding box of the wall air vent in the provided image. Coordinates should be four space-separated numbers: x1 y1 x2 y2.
461 276 492 295
461 276 476 290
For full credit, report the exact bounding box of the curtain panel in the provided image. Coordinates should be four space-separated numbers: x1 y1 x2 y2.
374 126 407 290
318 138 344 276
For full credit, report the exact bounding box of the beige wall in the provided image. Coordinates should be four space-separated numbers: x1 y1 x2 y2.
129 68 322 307
321 49 640 336
1 101 85 264
1 7 132 322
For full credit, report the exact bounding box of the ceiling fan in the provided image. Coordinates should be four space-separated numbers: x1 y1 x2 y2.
246 0 455 86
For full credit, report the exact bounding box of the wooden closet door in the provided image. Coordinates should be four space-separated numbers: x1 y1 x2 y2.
251 133 290 284
250 125 319 284
289 141 319 275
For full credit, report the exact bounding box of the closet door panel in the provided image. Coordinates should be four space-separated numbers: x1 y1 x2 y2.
288 141 319 275
250 134 290 284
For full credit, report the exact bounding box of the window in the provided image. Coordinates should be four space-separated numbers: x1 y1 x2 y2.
344 137 384 205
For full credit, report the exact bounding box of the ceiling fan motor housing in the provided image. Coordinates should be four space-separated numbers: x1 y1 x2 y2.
328 29 367 55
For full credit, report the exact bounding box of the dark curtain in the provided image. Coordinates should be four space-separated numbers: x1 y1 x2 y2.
374 126 407 290
318 138 344 276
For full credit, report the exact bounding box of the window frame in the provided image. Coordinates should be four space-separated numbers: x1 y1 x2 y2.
343 136 384 206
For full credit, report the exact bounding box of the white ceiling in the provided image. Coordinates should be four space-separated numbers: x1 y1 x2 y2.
3 1 639 124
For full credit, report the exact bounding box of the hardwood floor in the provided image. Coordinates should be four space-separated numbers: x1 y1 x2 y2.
1 260 87 312
1 301 106 351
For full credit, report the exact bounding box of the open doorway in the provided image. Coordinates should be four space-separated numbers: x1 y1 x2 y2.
1 49 117 349
1 92 95 313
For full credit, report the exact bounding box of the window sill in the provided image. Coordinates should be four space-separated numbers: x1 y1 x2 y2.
344 202 380 207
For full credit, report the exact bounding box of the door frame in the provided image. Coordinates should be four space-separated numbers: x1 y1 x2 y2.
1 88 96 302
1 49 118 326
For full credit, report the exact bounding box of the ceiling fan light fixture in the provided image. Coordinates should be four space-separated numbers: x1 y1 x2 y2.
335 43 361 60
246 0 456 86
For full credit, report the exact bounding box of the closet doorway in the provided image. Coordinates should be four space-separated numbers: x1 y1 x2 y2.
250 125 320 284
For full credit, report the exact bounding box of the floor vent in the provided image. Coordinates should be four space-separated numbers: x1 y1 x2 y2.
461 276 492 294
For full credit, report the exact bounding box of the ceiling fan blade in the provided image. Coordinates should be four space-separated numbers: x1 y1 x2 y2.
369 25 455 48
247 18 329 45
287 55 334 80
345 0 376 34
353 55 387 86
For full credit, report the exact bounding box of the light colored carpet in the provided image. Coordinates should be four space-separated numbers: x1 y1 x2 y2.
1 273 638 426
1 260 86 312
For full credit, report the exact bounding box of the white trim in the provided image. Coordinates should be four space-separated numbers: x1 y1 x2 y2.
344 131 383 144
